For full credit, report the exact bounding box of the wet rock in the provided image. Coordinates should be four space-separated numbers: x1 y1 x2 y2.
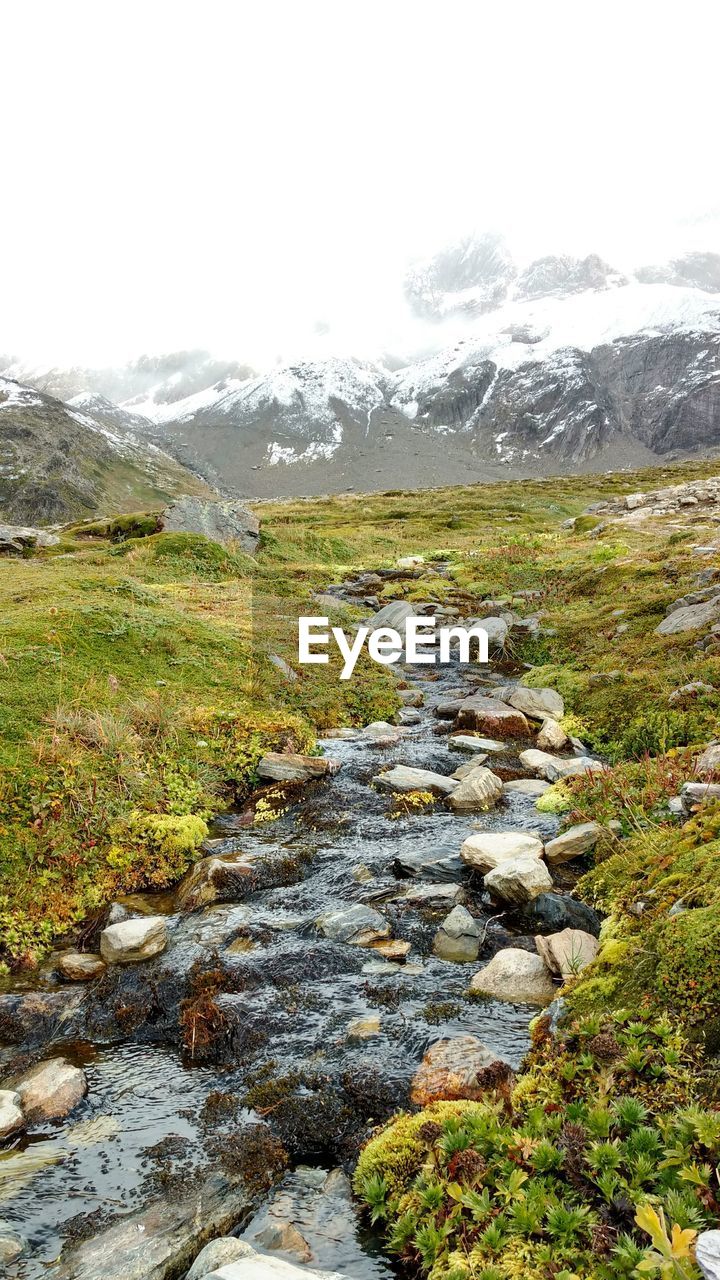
460 830 543 873
537 718 569 750
316 904 390 946
469 948 555 1005
57 952 106 981
484 855 553 904
370 939 411 962
544 821 606 865
374 764 457 796
322 1167 352 1198
446 767 503 813
397 708 421 726
256 753 338 783
403 882 466 908
175 854 258 912
508 686 564 721
161 496 259 552
695 741 720 776
432 906 483 963
535 928 600 978
394 848 464 880
520 893 601 936
0 1232 25 1264
0 989 85 1045
410 1035 509 1105
253 1222 312 1264
0 1090 24 1140
449 734 494 754
346 1015 381 1040
435 697 465 719
696 1230 720 1280
456 695 529 738
399 688 424 707
502 778 551 797
15 1056 87 1121
187 1239 256 1280
207 1257 346 1279
656 595 720 635
362 720 402 746
350 864 373 883
100 915 168 964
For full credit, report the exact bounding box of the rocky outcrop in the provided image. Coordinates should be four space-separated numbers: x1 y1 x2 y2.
160 496 259 552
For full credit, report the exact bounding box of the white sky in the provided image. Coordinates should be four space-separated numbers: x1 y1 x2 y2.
2 0 720 369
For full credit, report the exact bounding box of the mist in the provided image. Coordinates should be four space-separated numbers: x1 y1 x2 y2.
2 0 720 374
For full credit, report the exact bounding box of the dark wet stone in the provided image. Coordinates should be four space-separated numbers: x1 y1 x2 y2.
517 893 601 936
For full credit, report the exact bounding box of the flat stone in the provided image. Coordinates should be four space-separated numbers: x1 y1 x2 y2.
449 735 495 754
0 1089 24 1139
537 718 569 751
452 758 489 779
508 687 564 721
502 778 551 797
374 765 457 796
469 948 555 1005
15 1057 87 1121
535 928 600 978
57 952 106 981
394 848 464 880
446 767 503 813
347 1015 382 1040
656 595 720 635
410 1035 509 1106
187 1240 256 1280
403 882 466 908
256 753 337 783
484 855 553 904
460 831 544 873
100 916 168 964
544 822 605 865
316 903 390 946
455 695 529 738
432 906 482 963
369 939 411 961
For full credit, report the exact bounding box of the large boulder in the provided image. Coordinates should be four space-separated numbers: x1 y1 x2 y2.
316 903 390 946
100 916 168 964
446 767 503 813
410 1035 508 1105
0 1089 24 1139
544 822 605 865
508 687 564 721
15 1057 87 1121
656 596 720 635
432 906 483 963
256 753 337 784
374 765 457 796
461 830 544 873
535 928 599 978
456 695 529 738
484 855 553 904
161 497 259 553
469 948 555 1005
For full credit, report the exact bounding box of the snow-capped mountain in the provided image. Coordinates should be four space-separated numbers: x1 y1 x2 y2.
0 377 209 523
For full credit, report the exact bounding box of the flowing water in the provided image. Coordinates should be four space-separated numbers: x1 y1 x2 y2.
0 648 587 1280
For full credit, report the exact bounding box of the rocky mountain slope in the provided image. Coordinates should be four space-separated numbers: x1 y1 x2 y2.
0 377 209 524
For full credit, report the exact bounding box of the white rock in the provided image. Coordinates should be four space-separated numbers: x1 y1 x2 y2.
535 928 600 978
518 750 606 782
446 767 503 812
469 948 555 1005
369 601 416 634
484 855 553 904
502 778 551 797
508 686 564 721
374 765 457 796
467 616 508 651
100 916 168 964
696 1230 720 1280
188 1239 256 1280
460 831 544 873
0 1089 24 1139
537 718 569 750
15 1057 87 1121
656 596 720 635
544 822 605 865
208 1254 348 1280
397 555 425 569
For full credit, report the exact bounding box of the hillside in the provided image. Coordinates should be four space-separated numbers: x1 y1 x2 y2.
0 376 211 524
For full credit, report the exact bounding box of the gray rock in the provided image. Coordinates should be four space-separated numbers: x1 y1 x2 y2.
535 928 600 978
461 830 544 872
100 916 168 964
446 767 503 812
484 855 553 904
519 749 606 782
256 753 337 783
502 778 551 797
537 718 569 750
449 735 494 755
696 1229 720 1280
394 848 464 880
268 654 298 682
399 688 424 707
403 882 466 908
397 708 421 726
544 822 605 865
316 903 390 946
508 686 564 721
432 906 483 963
696 741 720 777
0 1089 24 1140
668 680 713 705
681 781 720 809
452 758 489 779
187 1239 256 1280
465 616 508 651
374 765 457 796
0 523 60 552
469 948 555 1005
368 601 416 633
205 1254 347 1279
161 497 259 553
656 595 720 635
15 1057 87 1121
